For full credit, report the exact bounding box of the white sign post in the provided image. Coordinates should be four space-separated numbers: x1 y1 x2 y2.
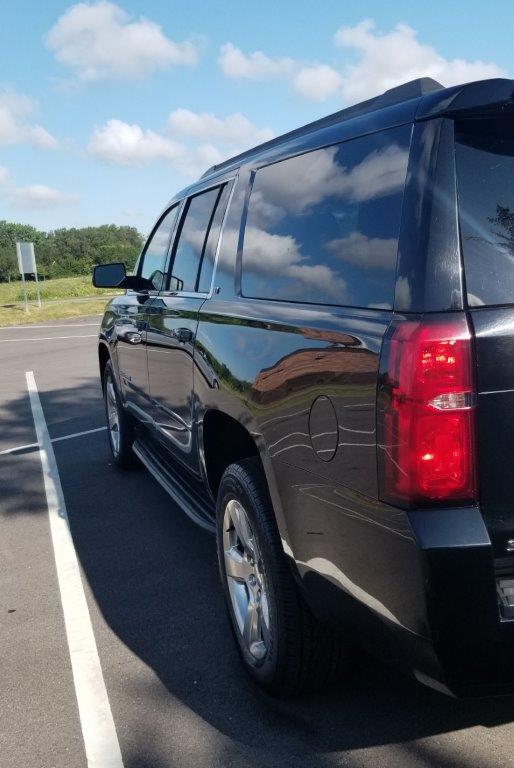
15 242 41 311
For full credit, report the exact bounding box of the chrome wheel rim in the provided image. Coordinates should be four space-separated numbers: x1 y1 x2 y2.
223 499 270 661
105 377 120 456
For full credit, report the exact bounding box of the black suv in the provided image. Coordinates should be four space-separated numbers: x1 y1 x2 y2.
94 77 514 697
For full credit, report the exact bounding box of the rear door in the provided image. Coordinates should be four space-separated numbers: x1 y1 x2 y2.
116 204 180 419
146 181 232 473
455 117 514 560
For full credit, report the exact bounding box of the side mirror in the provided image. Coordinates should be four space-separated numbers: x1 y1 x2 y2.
93 262 127 288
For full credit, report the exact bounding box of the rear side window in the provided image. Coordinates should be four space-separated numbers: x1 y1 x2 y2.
241 124 410 308
455 119 514 307
197 184 231 293
170 187 220 292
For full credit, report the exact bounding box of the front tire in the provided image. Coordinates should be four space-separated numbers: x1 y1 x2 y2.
103 359 137 469
216 458 349 696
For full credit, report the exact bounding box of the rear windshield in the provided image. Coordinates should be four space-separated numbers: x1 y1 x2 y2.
455 119 514 307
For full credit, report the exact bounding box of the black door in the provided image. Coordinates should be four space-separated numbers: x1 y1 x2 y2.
147 182 232 474
116 203 181 420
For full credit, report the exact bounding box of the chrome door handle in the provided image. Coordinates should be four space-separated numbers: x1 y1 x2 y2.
117 325 142 344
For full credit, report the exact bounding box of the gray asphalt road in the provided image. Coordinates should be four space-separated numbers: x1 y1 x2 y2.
2 315 514 768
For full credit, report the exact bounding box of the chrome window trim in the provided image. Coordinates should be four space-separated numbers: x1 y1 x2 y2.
159 174 238 301
205 175 238 300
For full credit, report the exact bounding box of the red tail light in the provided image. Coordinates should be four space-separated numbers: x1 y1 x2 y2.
379 315 477 507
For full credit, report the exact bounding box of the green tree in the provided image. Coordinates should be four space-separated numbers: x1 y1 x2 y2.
0 220 144 281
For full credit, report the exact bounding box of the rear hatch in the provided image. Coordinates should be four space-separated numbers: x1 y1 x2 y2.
455 116 514 560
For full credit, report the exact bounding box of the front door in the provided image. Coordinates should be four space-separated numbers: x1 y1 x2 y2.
147 182 232 474
116 203 181 420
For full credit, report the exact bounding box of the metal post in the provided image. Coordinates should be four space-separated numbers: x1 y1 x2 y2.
21 271 28 313
15 242 29 313
34 269 42 308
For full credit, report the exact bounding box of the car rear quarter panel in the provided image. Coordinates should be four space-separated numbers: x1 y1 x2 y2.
195 165 429 641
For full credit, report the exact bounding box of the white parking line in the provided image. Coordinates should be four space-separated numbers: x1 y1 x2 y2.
0 426 107 456
2 322 100 330
26 371 124 768
0 334 97 343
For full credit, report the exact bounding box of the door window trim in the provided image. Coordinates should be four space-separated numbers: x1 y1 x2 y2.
134 201 183 295
160 177 236 299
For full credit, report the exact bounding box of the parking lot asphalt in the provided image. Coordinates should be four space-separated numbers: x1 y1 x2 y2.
3 315 514 768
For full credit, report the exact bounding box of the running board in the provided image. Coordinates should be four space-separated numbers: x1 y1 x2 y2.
132 437 215 534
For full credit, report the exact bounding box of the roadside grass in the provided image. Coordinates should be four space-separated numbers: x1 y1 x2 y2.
0 275 119 303
0 276 121 326
0 299 113 327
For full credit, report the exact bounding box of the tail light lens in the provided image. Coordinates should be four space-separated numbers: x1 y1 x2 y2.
378 314 477 507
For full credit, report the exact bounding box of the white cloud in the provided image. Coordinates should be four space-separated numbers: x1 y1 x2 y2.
88 119 185 165
88 111 274 176
9 184 76 209
334 19 506 103
395 275 411 308
249 143 408 224
0 90 58 149
243 226 301 271
0 169 76 209
326 231 398 269
240 225 347 301
287 262 346 299
218 43 295 80
46 1 198 82
218 42 339 102
168 108 274 146
336 144 409 202
293 65 342 101
220 20 506 105
177 143 224 178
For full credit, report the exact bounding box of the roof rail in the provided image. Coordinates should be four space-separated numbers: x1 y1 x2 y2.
200 77 443 179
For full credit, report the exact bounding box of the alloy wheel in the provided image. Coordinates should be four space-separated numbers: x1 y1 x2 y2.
222 498 270 661
105 376 120 457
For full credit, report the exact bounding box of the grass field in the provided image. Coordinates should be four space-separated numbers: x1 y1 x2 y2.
0 276 120 326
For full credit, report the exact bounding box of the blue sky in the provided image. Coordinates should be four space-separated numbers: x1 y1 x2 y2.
1 0 513 235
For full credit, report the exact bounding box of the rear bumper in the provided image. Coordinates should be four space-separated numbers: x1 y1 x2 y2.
281 462 514 696
406 506 514 696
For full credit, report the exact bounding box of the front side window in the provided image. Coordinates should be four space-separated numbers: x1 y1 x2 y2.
241 124 411 308
170 187 222 292
456 119 514 307
140 205 179 290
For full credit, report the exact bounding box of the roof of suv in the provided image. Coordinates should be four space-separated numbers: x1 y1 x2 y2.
200 77 514 181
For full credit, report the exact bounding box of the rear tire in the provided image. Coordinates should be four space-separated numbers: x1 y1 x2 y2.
103 359 137 469
216 458 350 696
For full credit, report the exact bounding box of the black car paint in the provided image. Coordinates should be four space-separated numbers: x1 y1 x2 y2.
98 79 514 696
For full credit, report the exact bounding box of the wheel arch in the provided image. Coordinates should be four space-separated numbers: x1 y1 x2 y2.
98 341 111 388
200 407 292 557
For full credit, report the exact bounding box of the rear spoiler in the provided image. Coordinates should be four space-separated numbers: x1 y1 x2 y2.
416 78 514 120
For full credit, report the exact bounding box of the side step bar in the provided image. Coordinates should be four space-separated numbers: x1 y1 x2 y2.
132 437 215 534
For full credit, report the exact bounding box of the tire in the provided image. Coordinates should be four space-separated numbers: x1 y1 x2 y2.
216 458 350 696
102 359 137 469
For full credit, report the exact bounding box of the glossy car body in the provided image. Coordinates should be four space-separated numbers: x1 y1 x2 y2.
98 77 514 696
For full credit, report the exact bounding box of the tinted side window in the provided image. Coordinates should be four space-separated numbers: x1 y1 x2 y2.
241 124 410 308
170 187 220 292
455 119 514 307
198 184 231 293
141 206 179 290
